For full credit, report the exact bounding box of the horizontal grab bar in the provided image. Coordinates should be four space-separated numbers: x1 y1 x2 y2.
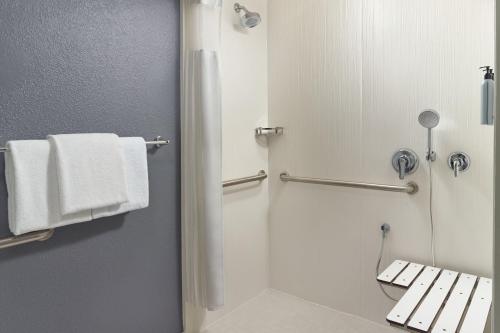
0 229 54 250
0 136 170 153
223 170 267 188
280 172 418 195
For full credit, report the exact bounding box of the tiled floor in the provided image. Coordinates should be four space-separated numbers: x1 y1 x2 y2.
204 289 399 333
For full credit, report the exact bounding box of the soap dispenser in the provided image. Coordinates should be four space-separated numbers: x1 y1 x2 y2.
480 66 495 125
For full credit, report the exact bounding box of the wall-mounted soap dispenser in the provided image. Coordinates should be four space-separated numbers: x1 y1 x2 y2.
480 66 495 125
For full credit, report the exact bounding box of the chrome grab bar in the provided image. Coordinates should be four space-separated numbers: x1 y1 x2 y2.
0 229 54 250
223 170 267 188
280 172 418 195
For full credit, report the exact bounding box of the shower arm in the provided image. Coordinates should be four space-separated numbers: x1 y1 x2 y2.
234 3 248 14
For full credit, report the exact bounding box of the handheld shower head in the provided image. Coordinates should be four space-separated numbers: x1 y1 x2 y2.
418 110 440 129
234 3 261 28
418 109 440 161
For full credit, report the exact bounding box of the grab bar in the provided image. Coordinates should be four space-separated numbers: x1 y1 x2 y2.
223 170 267 188
0 136 170 153
280 172 418 194
0 229 55 250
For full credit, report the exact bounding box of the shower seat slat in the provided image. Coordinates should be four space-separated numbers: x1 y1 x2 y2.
383 260 492 332
408 270 458 332
431 273 477 333
386 266 441 326
393 263 425 287
459 277 492 333
377 260 408 284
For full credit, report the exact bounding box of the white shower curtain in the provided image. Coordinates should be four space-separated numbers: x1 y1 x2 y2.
181 0 223 331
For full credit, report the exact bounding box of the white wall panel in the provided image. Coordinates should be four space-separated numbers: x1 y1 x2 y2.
268 0 494 325
206 0 270 326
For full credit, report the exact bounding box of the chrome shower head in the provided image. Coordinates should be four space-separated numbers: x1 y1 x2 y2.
418 109 440 161
234 3 261 28
418 109 440 129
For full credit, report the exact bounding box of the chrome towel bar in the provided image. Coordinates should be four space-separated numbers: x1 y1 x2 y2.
0 136 170 153
223 170 267 188
280 172 418 195
0 135 170 250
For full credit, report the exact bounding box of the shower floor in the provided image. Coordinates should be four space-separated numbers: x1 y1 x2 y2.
204 289 398 333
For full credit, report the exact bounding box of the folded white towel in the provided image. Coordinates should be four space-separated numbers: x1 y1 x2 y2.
47 133 129 215
92 137 149 219
5 140 92 235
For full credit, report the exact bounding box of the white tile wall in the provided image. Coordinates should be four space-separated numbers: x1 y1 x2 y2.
268 0 494 325
203 0 494 328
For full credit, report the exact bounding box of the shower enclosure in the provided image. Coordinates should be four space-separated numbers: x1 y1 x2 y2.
182 0 495 332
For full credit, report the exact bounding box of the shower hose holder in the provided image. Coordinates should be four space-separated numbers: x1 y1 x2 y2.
255 127 284 137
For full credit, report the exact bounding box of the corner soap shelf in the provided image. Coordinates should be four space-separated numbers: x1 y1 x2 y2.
255 127 284 137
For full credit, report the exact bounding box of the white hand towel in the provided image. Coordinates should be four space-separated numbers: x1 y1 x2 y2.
92 137 149 219
47 133 129 215
5 140 92 235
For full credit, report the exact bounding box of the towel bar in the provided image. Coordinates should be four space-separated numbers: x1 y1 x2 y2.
0 136 170 153
0 135 170 250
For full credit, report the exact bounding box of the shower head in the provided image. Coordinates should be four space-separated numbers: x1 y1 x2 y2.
418 109 440 161
418 109 440 129
234 3 261 28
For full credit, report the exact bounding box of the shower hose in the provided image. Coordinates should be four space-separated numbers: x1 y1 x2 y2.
375 224 399 302
376 160 436 302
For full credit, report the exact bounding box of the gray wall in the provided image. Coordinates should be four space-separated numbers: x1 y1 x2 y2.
0 1 182 332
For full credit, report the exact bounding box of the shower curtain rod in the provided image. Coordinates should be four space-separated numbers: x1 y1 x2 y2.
280 172 418 194
0 136 170 153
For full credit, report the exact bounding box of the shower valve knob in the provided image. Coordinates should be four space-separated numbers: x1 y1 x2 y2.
448 152 470 178
392 149 419 180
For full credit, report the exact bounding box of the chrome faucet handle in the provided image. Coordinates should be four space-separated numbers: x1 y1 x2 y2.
448 152 470 178
392 149 419 180
453 159 460 177
398 156 408 180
